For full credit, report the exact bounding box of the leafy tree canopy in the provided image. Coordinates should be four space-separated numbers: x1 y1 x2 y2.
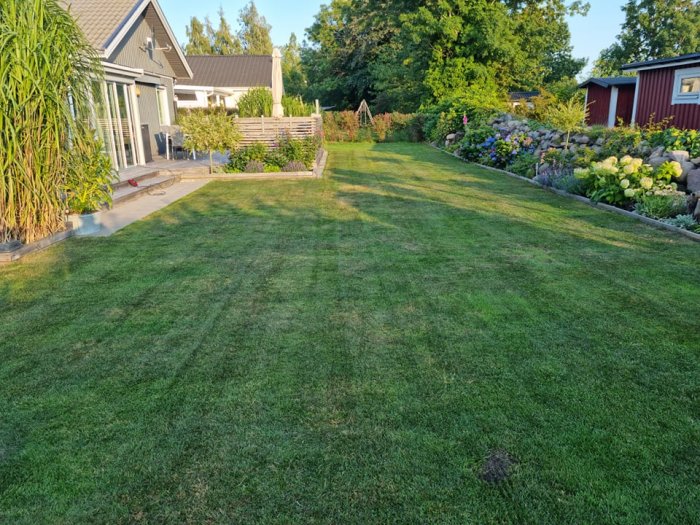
594 0 700 76
302 0 589 112
238 1 273 55
184 2 272 56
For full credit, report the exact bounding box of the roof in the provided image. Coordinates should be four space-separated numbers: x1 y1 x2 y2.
578 77 637 89
63 0 192 79
509 91 540 100
184 56 273 88
622 52 700 71
63 0 139 52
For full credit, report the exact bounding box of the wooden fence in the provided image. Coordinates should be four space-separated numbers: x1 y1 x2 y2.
236 116 323 147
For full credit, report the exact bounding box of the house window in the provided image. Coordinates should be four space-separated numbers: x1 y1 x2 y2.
672 67 700 105
156 87 171 125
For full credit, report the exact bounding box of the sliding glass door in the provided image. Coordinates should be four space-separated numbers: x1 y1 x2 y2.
92 81 139 171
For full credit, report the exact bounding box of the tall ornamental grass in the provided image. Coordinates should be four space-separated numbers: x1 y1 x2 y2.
0 0 101 243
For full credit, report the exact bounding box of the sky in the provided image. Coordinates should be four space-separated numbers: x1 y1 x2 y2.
160 0 627 77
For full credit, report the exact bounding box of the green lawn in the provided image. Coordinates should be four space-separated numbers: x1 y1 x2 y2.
1 143 699 524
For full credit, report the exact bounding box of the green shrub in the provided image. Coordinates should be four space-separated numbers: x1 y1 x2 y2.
65 134 116 214
238 88 273 117
634 191 689 219
599 127 644 158
264 149 289 169
662 214 700 231
278 135 321 169
420 90 505 143
227 143 269 172
457 124 495 161
282 95 314 117
508 152 538 178
647 127 700 158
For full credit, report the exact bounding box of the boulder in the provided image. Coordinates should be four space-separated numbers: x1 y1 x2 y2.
680 161 695 182
592 145 602 154
454 131 465 142
648 156 667 169
691 157 700 166
687 169 700 193
695 198 700 222
649 146 665 158
574 134 590 145
595 137 605 146
668 150 690 163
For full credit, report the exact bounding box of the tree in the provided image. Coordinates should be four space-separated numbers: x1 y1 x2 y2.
301 0 587 112
544 98 589 150
238 1 273 55
184 16 213 55
180 111 242 173
594 0 700 75
212 7 242 55
282 33 307 97
0 0 105 242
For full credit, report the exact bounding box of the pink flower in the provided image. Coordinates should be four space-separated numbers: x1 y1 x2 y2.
463 114 469 126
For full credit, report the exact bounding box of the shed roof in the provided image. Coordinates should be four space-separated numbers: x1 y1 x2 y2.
578 77 637 89
509 91 540 100
622 52 700 71
184 55 273 88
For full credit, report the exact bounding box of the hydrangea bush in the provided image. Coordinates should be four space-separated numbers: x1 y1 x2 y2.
575 156 685 210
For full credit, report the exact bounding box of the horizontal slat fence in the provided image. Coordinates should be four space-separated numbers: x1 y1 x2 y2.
236 116 322 147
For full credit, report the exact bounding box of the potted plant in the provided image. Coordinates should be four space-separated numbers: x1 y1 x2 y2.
64 134 116 236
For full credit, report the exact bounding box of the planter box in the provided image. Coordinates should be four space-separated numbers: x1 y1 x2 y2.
67 211 103 236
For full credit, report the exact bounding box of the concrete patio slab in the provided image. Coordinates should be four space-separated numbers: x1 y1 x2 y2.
96 180 209 236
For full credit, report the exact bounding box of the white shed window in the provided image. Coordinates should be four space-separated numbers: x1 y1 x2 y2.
156 87 171 125
672 67 700 104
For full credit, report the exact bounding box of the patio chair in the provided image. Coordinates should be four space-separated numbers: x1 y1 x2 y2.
170 131 188 160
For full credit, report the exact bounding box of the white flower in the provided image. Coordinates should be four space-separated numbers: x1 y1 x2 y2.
620 178 630 189
640 177 653 190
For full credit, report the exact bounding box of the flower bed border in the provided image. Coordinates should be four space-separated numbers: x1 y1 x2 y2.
433 146 700 244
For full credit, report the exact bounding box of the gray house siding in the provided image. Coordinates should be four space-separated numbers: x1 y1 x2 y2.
109 11 180 159
136 77 174 158
108 10 177 78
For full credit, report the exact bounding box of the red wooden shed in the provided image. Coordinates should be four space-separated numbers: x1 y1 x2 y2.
578 77 637 127
622 53 700 130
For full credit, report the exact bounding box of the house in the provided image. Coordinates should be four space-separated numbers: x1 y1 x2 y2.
509 91 540 110
622 53 700 130
578 77 637 128
65 0 193 170
175 55 274 111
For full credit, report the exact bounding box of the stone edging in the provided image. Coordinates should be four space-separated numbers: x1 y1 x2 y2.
0 228 75 264
433 146 700 243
